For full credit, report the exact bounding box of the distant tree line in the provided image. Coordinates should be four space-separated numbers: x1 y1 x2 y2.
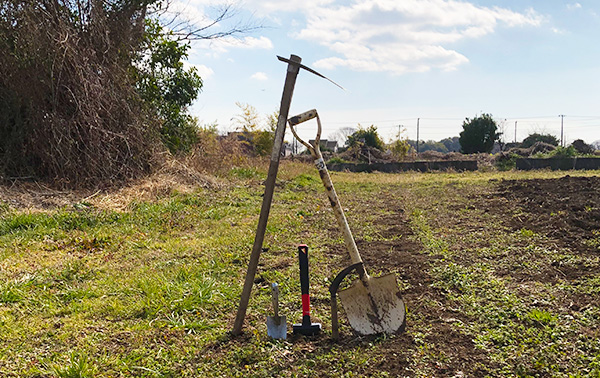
407 137 461 153
330 113 597 159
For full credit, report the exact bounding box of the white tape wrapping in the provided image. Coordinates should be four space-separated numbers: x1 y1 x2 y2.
314 158 326 171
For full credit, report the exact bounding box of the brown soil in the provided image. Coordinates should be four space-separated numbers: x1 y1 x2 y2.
343 194 493 377
495 175 600 254
209 188 494 377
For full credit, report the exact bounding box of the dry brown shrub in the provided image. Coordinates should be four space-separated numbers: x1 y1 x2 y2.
185 133 256 175
0 1 159 188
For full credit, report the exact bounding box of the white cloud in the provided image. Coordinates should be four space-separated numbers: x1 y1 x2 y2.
193 35 273 56
251 72 268 81
567 3 582 10
291 0 545 75
183 62 215 79
169 0 546 75
244 0 336 14
231 36 274 50
163 1 213 29
162 1 273 55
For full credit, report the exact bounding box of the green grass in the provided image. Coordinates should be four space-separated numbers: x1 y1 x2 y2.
1 166 600 376
403 170 600 377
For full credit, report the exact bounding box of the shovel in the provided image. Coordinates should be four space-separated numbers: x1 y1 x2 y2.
267 283 287 339
288 110 406 336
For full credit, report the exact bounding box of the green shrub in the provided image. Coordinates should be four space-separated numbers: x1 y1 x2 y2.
346 125 385 150
496 153 520 171
547 146 577 158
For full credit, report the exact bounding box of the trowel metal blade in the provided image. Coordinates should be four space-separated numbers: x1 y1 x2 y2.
267 316 287 339
338 273 406 335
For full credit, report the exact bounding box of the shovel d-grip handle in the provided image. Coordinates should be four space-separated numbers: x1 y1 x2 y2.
288 111 367 278
329 263 363 340
288 109 321 153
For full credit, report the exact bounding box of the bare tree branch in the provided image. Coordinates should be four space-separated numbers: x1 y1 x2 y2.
150 1 264 42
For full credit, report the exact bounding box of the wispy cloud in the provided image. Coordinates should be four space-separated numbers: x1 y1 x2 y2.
567 3 582 11
250 72 268 81
292 0 545 75
195 35 274 56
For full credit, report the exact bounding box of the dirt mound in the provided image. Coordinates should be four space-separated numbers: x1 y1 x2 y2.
496 175 600 253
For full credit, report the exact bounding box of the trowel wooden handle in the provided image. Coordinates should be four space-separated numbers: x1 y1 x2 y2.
271 282 280 318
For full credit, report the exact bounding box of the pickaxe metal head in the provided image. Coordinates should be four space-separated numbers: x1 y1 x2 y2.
277 55 345 91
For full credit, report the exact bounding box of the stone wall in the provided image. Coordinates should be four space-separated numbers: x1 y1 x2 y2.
328 160 478 173
516 158 600 171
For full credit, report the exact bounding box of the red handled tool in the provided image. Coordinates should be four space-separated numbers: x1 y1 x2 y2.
293 244 321 336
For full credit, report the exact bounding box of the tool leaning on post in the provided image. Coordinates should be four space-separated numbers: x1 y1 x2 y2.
288 109 407 336
232 54 344 336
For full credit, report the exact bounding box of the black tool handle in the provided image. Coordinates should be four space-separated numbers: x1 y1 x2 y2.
298 244 310 296
298 244 312 325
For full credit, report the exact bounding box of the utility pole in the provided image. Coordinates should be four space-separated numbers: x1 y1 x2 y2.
514 121 517 144
558 115 565 147
416 118 420 154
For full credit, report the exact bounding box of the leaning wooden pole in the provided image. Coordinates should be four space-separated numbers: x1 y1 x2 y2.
232 55 302 336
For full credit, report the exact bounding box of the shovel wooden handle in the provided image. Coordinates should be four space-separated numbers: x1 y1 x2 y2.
289 113 367 278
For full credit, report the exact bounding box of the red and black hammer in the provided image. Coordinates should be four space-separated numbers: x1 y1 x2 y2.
293 244 322 336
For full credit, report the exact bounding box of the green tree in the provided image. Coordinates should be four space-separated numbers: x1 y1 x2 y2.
135 19 203 154
390 126 411 160
521 133 559 148
346 125 385 150
440 136 461 152
459 114 500 154
232 102 260 132
570 139 594 155
409 140 449 153
231 103 277 156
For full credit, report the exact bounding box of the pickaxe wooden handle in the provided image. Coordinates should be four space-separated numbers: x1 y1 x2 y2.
232 54 343 336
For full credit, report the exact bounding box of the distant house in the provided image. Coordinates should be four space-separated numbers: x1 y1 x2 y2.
308 139 338 153
282 143 293 157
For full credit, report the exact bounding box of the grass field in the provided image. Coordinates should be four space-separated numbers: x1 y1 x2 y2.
1 163 599 377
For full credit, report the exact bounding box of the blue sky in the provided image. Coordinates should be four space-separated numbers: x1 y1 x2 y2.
170 0 600 146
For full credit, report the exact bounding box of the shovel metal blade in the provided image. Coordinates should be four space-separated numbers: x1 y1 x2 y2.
267 316 287 339
338 273 406 335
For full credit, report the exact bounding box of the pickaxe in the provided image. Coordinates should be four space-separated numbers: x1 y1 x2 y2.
232 55 343 336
